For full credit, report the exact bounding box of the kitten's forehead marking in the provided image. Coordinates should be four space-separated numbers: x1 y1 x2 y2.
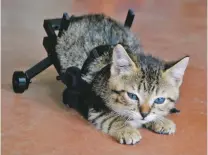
138 66 162 93
135 54 164 93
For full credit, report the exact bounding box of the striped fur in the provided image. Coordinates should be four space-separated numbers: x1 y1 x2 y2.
82 44 188 145
56 14 189 145
56 14 141 73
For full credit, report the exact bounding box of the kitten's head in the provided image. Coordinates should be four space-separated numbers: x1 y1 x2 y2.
94 44 189 124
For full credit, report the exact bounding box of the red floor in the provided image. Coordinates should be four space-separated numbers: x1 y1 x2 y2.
1 0 207 155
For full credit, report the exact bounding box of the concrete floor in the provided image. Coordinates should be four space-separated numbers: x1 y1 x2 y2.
1 0 207 155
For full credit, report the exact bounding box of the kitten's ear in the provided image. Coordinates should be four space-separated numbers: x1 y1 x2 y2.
164 56 190 86
111 44 137 76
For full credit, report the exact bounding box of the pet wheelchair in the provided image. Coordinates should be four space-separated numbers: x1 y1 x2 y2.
12 9 179 114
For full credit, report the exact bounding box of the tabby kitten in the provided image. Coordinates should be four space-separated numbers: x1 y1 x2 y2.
56 14 189 145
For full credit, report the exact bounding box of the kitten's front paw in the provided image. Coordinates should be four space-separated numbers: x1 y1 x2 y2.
115 127 142 145
145 118 176 135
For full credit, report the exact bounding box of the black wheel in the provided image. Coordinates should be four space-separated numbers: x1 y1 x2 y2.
12 71 29 93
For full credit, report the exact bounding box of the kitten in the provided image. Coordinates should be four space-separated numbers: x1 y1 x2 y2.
55 14 189 145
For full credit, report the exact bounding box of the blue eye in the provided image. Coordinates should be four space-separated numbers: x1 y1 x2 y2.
154 97 166 104
127 92 139 100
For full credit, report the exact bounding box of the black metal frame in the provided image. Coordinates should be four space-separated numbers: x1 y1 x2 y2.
12 9 135 94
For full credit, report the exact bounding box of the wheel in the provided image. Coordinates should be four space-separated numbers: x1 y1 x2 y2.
12 71 29 93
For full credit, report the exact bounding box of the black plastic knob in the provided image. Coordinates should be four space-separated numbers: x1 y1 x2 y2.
63 67 81 89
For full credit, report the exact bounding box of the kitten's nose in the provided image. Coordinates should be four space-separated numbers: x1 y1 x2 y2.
139 104 150 118
140 112 149 118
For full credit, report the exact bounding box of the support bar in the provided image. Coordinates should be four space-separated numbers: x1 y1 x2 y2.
25 57 52 79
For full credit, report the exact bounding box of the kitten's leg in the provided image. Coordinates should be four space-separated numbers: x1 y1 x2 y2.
88 109 142 145
143 117 176 135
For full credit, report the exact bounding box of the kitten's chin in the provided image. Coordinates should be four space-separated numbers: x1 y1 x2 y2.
127 114 157 128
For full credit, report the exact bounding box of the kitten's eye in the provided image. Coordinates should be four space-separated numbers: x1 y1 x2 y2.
127 92 139 101
154 97 166 104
